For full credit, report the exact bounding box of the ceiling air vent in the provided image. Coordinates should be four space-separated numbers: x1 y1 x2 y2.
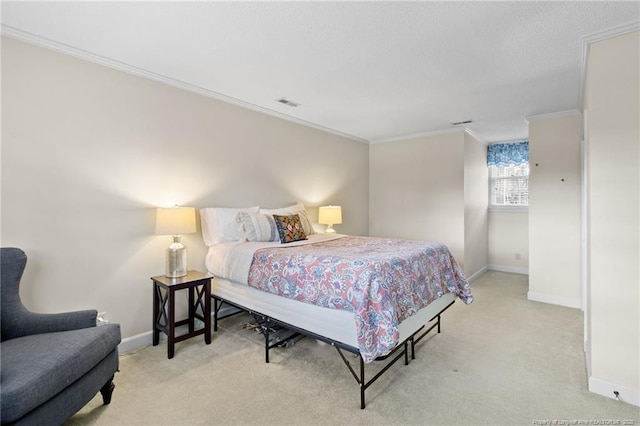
451 119 473 126
276 98 300 107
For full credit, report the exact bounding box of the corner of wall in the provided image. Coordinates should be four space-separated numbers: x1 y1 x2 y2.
466 265 488 284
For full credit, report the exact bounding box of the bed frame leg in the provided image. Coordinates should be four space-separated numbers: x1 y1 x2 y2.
264 317 270 364
437 314 441 333
411 337 416 360
360 357 366 409
213 298 218 332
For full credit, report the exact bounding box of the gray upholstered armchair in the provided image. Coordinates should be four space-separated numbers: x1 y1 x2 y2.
0 247 121 425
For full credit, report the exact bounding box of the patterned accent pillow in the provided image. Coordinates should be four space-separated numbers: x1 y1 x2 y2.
273 214 307 244
259 202 315 235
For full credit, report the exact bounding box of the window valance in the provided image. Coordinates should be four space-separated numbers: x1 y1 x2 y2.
487 141 529 167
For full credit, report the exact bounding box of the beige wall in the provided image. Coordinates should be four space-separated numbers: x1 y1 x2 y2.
488 211 529 273
1 37 369 341
585 31 639 402
369 132 465 264
528 113 582 308
463 132 488 277
369 130 488 279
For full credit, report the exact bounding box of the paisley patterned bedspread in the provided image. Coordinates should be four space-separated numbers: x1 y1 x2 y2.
247 235 473 363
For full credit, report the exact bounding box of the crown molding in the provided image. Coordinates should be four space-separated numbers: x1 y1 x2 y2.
370 127 464 144
581 20 640 45
525 109 581 123
463 128 488 145
578 21 640 109
0 25 368 144
372 126 494 146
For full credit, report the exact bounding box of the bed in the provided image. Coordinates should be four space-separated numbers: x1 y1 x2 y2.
201 204 473 408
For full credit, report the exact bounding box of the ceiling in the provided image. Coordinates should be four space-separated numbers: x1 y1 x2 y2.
1 1 638 143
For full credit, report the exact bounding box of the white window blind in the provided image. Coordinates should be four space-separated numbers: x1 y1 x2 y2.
489 163 529 206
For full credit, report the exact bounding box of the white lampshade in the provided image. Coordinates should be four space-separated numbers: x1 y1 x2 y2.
318 205 342 234
155 207 196 235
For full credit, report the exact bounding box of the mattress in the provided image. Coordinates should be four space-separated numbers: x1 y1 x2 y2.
212 275 457 350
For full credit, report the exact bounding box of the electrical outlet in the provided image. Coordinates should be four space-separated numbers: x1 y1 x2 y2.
515 253 521 261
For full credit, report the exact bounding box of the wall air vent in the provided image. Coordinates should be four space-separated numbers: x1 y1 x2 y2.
451 119 473 126
276 98 300 107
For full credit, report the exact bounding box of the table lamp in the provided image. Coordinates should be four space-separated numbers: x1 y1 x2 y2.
155 206 196 278
318 205 342 234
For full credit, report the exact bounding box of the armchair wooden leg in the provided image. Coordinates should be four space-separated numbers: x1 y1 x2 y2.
100 376 115 405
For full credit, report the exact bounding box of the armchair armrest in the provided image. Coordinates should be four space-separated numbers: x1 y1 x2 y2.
4 309 97 341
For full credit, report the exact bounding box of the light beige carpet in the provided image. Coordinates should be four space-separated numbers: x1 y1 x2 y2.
67 271 639 425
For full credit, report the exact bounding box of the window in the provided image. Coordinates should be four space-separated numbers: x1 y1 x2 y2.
487 141 529 208
489 163 529 206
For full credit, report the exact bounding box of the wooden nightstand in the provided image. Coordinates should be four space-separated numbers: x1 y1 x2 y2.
151 271 211 359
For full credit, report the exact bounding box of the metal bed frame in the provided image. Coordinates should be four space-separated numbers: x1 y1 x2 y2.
212 294 455 409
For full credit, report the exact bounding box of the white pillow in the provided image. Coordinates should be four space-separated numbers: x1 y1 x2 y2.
200 206 259 246
259 202 315 235
236 212 279 242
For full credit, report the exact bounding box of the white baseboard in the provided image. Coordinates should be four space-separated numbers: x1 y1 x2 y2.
488 264 529 275
118 330 153 354
466 265 488 284
589 376 640 407
117 312 231 354
584 338 592 377
527 291 582 309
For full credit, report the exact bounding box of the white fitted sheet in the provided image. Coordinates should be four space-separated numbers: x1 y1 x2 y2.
212 276 456 350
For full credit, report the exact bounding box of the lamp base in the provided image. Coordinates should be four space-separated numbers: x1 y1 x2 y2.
166 235 188 278
325 224 336 234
